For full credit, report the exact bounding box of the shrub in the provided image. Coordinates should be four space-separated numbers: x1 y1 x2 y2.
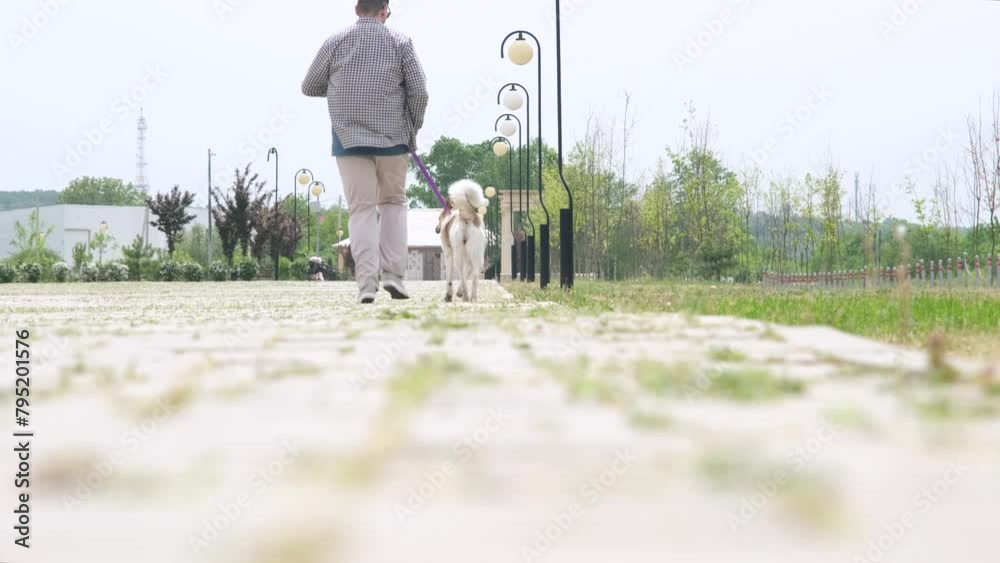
278 257 293 281
290 257 310 281
159 260 181 282
209 261 230 282
236 258 260 281
72 243 92 274
121 236 156 281
80 263 99 283
0 263 16 284
19 263 42 283
105 263 129 282
52 262 71 282
182 262 204 282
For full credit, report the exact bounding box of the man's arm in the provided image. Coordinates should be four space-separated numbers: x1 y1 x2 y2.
302 39 332 98
401 38 429 133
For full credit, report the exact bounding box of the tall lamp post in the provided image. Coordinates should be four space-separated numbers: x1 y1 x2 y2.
502 30 550 287
295 169 313 250
485 186 499 278
267 148 279 280
554 0 576 288
490 136 515 281
495 113 526 279
308 181 325 255
497 84 532 281
495 113 524 200
207 149 216 264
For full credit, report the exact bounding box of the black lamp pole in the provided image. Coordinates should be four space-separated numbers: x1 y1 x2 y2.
496 83 532 282
501 31 549 286
495 114 524 203
555 0 576 289
497 82 534 281
495 114 523 281
267 148 279 280
489 137 517 281
207 149 216 264
294 169 313 256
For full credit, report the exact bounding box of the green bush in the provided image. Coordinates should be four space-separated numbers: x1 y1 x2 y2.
121 236 157 281
182 262 204 282
236 258 260 281
0 263 16 284
278 257 293 281
52 262 71 282
105 263 129 282
209 261 230 282
159 260 181 282
80 263 99 283
19 262 42 283
290 257 310 281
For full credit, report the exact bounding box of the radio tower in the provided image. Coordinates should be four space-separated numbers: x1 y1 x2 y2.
136 109 150 193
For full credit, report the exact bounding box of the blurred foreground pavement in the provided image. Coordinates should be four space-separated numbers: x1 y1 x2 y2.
1 281 997 563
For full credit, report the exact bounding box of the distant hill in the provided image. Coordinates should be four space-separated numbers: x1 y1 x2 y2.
0 190 60 211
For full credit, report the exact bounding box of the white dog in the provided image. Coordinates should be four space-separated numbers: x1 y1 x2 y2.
436 180 488 303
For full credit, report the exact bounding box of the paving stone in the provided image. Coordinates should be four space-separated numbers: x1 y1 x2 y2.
0 281 996 562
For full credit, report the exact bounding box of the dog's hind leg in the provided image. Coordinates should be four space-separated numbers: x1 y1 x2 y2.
444 248 455 303
456 255 470 303
467 250 482 303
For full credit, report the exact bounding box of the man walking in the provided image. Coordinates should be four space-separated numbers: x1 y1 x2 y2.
302 0 429 304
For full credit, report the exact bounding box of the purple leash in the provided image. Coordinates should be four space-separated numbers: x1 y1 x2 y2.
411 151 449 211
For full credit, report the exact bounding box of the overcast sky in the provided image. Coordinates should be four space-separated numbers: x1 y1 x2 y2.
2 0 999 218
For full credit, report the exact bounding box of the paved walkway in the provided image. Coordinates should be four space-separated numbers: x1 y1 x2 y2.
2 281 997 562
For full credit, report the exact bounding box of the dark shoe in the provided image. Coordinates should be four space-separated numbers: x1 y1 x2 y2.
382 277 411 300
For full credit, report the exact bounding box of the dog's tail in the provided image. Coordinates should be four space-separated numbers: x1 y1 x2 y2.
448 180 488 215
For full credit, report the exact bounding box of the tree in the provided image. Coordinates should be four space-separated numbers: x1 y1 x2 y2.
0 191 59 211
90 230 116 265
817 166 844 273
9 209 61 269
121 235 157 281
147 186 197 256
72 243 92 273
211 165 271 263
59 177 147 206
265 204 303 259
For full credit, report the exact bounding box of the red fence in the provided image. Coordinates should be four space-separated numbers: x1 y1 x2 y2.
764 255 999 289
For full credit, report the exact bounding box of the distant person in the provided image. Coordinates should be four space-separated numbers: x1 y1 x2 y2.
302 0 429 304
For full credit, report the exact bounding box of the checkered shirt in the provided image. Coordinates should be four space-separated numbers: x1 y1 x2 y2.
302 17 428 151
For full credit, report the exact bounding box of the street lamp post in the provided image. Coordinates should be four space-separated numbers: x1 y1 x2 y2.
308 181 325 256
267 148 279 280
295 169 313 253
485 186 498 279
495 113 523 204
490 136 515 281
207 149 216 264
501 30 550 287
495 113 525 280
497 84 532 282
554 0 576 289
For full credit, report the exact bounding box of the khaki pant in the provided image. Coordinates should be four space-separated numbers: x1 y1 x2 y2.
337 154 409 288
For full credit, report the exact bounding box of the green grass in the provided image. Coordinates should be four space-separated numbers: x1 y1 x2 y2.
509 281 1000 357
708 347 748 362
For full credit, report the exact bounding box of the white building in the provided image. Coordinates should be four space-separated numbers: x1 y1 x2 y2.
336 208 451 281
0 205 209 262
